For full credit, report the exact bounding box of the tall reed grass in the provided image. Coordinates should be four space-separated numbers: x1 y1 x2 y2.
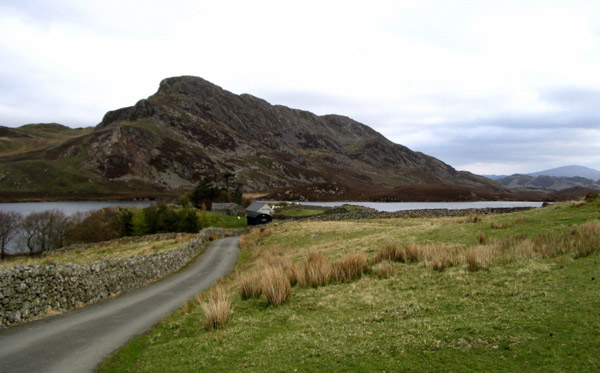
200 285 232 330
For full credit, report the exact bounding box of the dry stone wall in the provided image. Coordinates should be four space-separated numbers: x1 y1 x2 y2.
0 228 238 328
301 207 535 222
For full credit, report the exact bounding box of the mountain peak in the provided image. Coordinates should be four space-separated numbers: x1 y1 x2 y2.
156 76 224 96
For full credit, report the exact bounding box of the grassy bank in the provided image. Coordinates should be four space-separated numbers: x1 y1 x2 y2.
0 234 195 268
100 200 600 372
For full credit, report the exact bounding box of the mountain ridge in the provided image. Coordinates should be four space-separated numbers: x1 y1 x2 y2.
0 76 507 201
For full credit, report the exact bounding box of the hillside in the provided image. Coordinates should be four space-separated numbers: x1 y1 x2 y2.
0 124 92 157
528 165 600 180
496 174 600 192
0 76 505 201
101 199 600 371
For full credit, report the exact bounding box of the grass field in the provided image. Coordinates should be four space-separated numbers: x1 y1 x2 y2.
100 200 600 372
0 234 195 268
279 208 325 217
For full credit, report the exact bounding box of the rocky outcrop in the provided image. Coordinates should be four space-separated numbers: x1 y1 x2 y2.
0 228 238 328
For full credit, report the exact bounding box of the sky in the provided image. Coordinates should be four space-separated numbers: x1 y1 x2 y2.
1 0 599 175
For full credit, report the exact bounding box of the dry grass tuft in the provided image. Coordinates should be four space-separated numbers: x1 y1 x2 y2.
286 263 307 287
302 251 332 287
490 221 504 229
465 246 492 271
181 301 191 314
261 266 291 306
478 232 489 245
404 242 423 262
375 260 395 278
238 272 263 300
372 242 405 264
461 214 481 223
331 252 369 283
200 285 232 330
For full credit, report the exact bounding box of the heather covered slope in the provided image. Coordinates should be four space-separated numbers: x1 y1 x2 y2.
0 76 504 200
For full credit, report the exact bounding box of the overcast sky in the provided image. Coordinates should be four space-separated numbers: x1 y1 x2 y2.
1 0 599 175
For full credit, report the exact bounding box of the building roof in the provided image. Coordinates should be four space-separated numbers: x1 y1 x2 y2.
245 201 271 212
212 203 239 210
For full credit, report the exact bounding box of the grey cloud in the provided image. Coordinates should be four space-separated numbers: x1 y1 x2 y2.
541 86 600 109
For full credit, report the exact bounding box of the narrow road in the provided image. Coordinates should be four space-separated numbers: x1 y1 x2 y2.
0 236 240 373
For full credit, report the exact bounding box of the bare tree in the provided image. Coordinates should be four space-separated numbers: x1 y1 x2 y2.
0 211 22 260
22 210 71 255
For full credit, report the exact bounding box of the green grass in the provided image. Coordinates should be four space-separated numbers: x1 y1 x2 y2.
100 200 600 372
281 208 325 217
1 234 195 268
198 210 247 229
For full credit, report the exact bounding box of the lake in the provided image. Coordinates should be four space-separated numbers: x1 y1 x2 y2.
267 201 544 212
0 201 153 216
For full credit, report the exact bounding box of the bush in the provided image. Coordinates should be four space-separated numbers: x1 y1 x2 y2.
67 208 121 244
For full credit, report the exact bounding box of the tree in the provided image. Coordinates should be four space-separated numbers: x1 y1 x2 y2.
22 210 71 254
67 208 123 244
0 211 21 260
190 178 220 208
177 208 200 233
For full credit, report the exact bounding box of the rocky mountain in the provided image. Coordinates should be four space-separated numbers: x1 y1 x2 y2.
0 76 504 201
496 174 600 192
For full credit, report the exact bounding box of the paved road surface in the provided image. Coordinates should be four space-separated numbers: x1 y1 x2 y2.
0 236 240 373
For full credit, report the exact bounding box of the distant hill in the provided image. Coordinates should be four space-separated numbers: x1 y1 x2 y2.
481 174 507 180
0 76 506 201
527 165 600 180
496 174 600 192
0 124 92 157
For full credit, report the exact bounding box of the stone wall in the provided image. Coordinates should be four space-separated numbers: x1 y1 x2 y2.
301 207 536 222
0 228 238 328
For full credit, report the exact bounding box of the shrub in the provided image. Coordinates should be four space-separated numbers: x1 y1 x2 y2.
585 192 598 202
200 285 232 330
261 266 291 306
67 208 121 243
331 252 369 283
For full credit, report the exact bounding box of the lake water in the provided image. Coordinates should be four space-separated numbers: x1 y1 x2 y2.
268 201 544 212
0 201 153 216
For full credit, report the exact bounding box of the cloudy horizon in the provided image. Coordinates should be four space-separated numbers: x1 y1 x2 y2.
1 0 599 175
